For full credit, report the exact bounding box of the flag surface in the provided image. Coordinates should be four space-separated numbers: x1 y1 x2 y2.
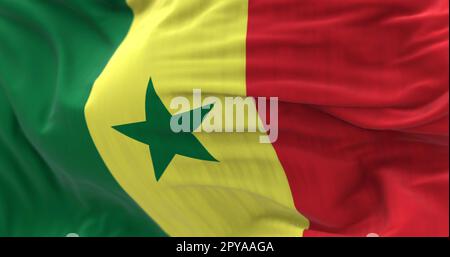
0 0 448 236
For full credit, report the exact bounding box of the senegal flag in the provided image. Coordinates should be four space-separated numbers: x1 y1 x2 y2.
0 0 448 237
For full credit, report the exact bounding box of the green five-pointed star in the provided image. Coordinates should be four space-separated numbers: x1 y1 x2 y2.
113 78 218 181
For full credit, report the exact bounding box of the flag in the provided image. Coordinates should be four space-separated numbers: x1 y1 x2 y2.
0 0 448 236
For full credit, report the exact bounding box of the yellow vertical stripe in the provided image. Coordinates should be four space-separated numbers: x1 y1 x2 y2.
85 0 308 236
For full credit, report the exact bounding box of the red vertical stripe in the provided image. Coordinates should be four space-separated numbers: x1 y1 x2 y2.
246 0 449 236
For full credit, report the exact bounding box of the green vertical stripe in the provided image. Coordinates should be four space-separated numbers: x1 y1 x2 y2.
0 0 166 236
